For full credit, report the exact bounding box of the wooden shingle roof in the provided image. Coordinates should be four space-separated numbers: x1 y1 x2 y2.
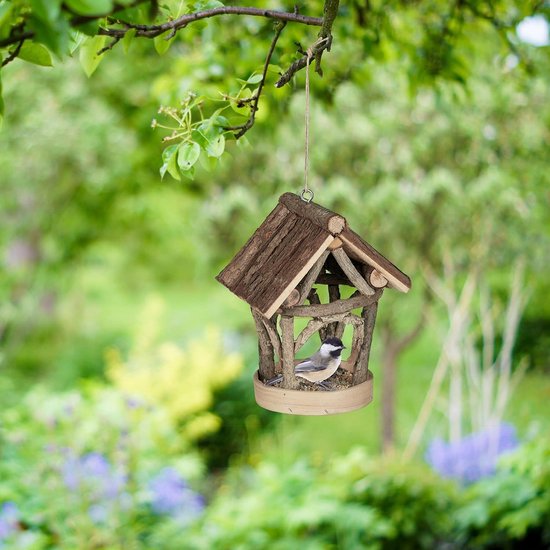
216 193 411 318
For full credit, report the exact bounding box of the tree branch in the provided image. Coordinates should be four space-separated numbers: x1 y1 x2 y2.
275 0 339 87
99 7 322 39
225 21 287 139
0 6 322 49
1 39 25 67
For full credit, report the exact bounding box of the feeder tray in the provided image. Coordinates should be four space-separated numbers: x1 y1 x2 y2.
216 193 411 415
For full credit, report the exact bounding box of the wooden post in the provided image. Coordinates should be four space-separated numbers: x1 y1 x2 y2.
326 284 341 338
332 247 375 296
353 301 379 384
251 308 276 380
280 315 299 389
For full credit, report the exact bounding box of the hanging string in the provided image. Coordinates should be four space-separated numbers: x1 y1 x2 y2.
301 37 328 204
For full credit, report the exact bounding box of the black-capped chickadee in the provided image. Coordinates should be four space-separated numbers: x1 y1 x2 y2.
266 337 346 388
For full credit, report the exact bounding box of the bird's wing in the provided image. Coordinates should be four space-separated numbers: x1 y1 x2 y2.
294 359 326 373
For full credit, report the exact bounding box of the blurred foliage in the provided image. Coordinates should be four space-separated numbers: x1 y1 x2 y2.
0 1 548 177
0 326 246 548
158 441 550 550
456 437 550 548
106 297 243 438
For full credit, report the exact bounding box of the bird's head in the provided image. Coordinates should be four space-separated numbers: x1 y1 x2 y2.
320 337 346 358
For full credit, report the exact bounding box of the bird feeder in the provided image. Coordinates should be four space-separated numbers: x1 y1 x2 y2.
216 193 411 415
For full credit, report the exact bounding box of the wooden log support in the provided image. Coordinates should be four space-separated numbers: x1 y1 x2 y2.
315 273 352 286
260 314 283 362
332 247 375 297
282 289 300 307
362 265 388 289
280 315 299 389
282 289 383 318
353 301 379 385
345 315 365 373
296 249 331 305
279 193 346 235
294 318 326 354
251 308 276 380
326 284 341 338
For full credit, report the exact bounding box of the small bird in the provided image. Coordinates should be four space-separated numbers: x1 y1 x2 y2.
266 337 346 388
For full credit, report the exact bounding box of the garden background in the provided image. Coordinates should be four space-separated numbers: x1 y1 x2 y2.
0 1 549 548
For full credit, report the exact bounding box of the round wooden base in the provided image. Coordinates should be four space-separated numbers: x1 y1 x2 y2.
253 370 374 415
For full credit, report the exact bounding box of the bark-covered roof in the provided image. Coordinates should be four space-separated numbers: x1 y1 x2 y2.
216 193 411 317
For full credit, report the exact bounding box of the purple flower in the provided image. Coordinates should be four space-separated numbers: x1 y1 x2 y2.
426 422 518 484
61 452 128 522
0 502 19 541
149 467 204 522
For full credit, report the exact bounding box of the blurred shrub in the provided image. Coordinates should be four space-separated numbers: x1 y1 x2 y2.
514 316 550 373
0 324 244 548
455 437 550 548
170 449 457 550
106 297 243 441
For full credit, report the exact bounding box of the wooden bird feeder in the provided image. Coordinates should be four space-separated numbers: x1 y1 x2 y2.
216 193 411 415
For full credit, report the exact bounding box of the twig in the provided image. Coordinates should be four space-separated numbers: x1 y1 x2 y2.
0 6 322 49
1 39 25 67
99 7 321 38
225 21 287 139
97 36 122 56
275 35 330 88
275 0 339 87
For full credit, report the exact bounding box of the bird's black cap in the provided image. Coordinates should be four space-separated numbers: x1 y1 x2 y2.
323 337 345 348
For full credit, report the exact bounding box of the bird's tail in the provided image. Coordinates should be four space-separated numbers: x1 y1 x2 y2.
264 374 283 386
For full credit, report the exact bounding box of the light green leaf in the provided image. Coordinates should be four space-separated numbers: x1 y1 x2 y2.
79 35 107 77
177 141 201 171
66 0 113 16
17 42 53 66
161 144 180 180
154 32 175 55
122 28 137 55
247 73 263 84
182 165 195 181
207 134 225 158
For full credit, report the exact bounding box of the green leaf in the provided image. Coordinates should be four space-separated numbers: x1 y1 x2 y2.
122 28 137 55
79 35 107 77
161 144 180 180
206 134 225 158
28 14 71 57
30 0 62 24
17 42 53 66
177 142 201 171
247 73 263 84
154 32 175 55
65 0 113 16
182 165 195 181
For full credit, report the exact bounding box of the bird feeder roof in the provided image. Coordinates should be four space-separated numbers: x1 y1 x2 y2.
216 193 411 318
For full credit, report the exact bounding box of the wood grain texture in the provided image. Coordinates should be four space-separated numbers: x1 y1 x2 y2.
251 308 276 380
281 315 299 389
253 370 374 415
354 302 379 384
217 203 334 317
296 249 331 305
258 311 282 363
326 284 341 338
282 289 383 317
340 228 411 293
331 247 375 296
279 193 346 234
